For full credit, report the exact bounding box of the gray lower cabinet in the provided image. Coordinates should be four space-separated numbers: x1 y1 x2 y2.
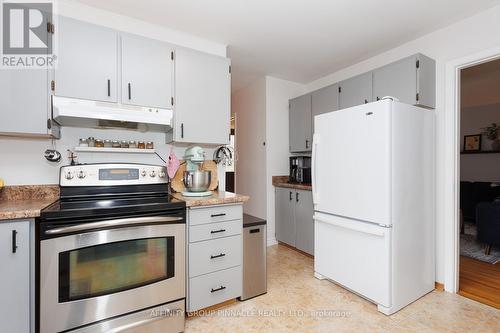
0 220 32 333
187 204 243 312
275 188 296 247
289 94 312 153
294 190 314 255
275 188 314 255
338 72 373 109
372 53 435 108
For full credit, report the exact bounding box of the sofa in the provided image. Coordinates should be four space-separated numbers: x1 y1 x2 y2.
476 202 500 255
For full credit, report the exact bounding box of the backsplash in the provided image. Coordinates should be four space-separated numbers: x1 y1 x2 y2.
0 126 217 186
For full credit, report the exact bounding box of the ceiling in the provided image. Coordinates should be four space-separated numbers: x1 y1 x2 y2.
74 0 500 92
461 58 500 108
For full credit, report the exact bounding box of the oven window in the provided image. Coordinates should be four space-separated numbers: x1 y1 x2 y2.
58 237 174 302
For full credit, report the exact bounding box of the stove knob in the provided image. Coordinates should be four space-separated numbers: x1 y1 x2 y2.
158 171 166 178
141 169 147 177
65 171 74 180
77 170 86 179
149 170 156 178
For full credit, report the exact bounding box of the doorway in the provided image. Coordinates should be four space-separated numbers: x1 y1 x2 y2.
458 58 500 308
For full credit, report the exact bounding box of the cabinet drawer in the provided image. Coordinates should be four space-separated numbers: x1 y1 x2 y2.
189 235 242 277
188 266 242 312
189 204 243 226
189 220 242 243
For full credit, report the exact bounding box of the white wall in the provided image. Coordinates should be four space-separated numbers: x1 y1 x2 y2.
265 77 306 245
460 103 500 182
233 77 267 219
302 4 500 283
0 1 227 185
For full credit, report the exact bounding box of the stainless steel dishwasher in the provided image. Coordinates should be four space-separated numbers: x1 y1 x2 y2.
239 214 267 301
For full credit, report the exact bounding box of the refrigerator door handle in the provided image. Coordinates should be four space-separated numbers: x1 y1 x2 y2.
312 133 319 204
314 214 386 237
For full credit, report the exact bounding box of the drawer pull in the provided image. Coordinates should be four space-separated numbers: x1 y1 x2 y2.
210 229 226 234
210 213 226 218
211 286 226 293
210 253 226 259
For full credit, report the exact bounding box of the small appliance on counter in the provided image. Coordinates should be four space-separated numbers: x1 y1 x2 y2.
289 156 311 184
182 146 212 197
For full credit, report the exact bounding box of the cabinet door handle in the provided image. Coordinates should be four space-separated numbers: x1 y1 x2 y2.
12 230 18 253
107 79 111 97
211 286 226 293
376 96 380 101
210 229 226 234
296 192 299 202
181 123 184 138
210 253 226 259
210 213 226 218
289 191 293 201
364 99 368 104
305 140 309 149
128 83 131 100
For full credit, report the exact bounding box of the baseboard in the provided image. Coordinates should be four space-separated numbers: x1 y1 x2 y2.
267 237 278 247
435 282 444 291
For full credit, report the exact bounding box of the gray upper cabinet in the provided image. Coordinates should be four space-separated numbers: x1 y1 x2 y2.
275 187 296 247
121 34 174 109
289 94 312 152
338 72 373 109
55 17 118 102
311 83 338 132
0 69 50 136
0 221 31 333
170 48 230 145
294 190 314 256
373 53 435 108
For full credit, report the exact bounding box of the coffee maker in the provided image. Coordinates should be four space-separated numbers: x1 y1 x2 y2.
289 156 311 184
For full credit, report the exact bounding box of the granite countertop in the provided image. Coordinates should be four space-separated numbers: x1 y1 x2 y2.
0 185 59 221
272 176 312 191
171 191 249 207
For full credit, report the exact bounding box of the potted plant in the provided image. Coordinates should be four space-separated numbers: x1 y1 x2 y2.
481 123 500 151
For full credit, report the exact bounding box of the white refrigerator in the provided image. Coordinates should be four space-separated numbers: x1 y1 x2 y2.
312 98 435 315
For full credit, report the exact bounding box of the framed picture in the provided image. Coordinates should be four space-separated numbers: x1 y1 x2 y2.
463 134 482 152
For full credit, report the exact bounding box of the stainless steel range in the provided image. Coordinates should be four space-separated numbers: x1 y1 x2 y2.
38 163 186 333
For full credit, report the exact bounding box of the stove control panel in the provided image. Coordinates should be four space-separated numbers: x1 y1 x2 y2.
60 163 169 187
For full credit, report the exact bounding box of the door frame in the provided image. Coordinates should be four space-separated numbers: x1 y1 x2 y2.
444 46 500 293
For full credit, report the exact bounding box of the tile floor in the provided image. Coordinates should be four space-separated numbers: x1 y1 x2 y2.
186 244 499 333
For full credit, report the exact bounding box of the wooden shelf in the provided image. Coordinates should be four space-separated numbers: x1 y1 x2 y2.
74 147 156 154
461 151 500 155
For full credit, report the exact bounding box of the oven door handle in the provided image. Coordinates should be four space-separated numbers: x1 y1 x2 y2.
44 216 184 235
110 308 183 333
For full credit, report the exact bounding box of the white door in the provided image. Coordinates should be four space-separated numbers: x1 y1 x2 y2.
314 213 391 307
174 48 230 145
55 17 118 102
312 100 392 225
0 221 30 333
121 34 173 109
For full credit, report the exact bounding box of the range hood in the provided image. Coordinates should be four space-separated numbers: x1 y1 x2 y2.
52 96 173 132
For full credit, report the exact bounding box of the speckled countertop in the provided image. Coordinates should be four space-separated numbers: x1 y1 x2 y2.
0 185 59 221
272 176 312 191
171 191 249 207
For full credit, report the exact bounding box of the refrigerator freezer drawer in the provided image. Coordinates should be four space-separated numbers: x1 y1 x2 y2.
314 213 391 308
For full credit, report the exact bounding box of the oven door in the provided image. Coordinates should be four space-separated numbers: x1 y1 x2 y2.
40 216 185 333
